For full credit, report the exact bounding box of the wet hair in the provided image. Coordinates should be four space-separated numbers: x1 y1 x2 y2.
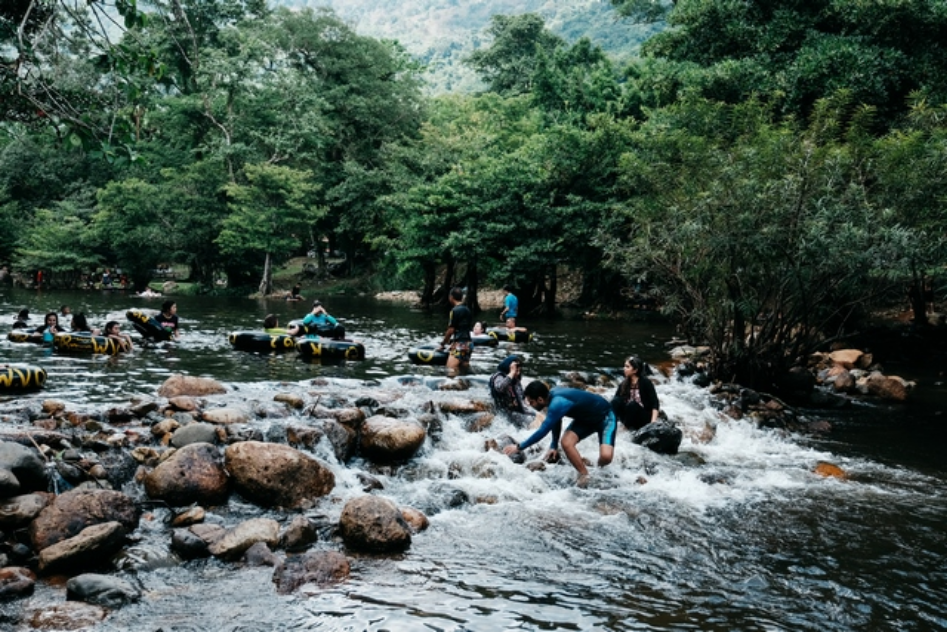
105 320 120 334
312 300 322 308
625 355 645 373
503 284 513 292
161 300 175 314
619 356 648 399
44 312 58 326
72 312 90 332
449 287 464 302
16 308 29 320
524 380 550 401
263 314 278 329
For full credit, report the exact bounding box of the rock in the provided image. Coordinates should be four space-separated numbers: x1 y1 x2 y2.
244 542 280 567
143 442 230 506
865 372 912 402
338 496 412 553
814 461 847 478
170 506 205 527
207 517 281 561
171 422 218 447
359 416 426 463
280 515 319 552
66 573 141 607
0 468 20 497
129 398 159 418
157 375 226 398
272 550 350 594
167 396 200 412
316 419 358 463
832 369 855 392
202 407 250 424
30 489 140 551
0 493 49 529
400 507 429 533
274 393 305 409
632 423 683 455
38 521 126 573
356 472 384 492
171 524 225 559
0 441 48 494
28 602 107 629
0 567 36 600
224 441 335 508
828 349 864 370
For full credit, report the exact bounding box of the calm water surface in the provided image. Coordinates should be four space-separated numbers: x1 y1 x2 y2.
1 288 945 631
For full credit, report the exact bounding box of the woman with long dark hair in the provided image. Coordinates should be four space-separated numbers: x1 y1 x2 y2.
611 356 660 431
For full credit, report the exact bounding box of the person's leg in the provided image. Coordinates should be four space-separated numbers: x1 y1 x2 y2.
598 410 618 467
559 430 589 476
445 354 460 377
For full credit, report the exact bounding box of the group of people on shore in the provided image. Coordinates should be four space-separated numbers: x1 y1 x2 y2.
9 300 180 352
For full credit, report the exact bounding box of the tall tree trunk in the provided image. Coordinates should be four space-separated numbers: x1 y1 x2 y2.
545 266 557 314
420 262 436 307
437 258 455 306
259 252 272 296
466 258 480 314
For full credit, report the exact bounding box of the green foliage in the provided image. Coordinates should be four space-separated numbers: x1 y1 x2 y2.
466 14 565 96
217 162 323 270
14 201 102 287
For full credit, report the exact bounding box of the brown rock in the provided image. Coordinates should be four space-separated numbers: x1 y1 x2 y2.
143 442 230 506
29 489 139 551
41 400 66 416
168 396 200 412
338 495 411 553
273 550 350 594
828 349 864 370
814 461 847 479
201 407 249 424
29 602 107 629
865 372 911 402
359 416 426 463
38 521 126 573
0 493 49 529
224 441 334 508
400 506 429 533
274 393 305 409
207 517 280 561
157 375 226 398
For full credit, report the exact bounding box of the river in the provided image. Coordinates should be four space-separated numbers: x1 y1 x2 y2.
1 288 945 631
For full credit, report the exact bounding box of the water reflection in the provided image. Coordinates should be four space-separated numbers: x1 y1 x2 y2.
1 288 945 631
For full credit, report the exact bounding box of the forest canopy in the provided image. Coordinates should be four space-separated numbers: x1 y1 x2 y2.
2 0 946 389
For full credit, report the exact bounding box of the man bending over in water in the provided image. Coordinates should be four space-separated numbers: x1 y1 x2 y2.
504 381 617 487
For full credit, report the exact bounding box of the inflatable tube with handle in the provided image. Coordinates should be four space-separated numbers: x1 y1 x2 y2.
0 364 47 391
487 328 533 343
229 332 297 353
6 331 43 344
126 309 173 342
407 345 448 366
296 338 365 361
53 333 125 355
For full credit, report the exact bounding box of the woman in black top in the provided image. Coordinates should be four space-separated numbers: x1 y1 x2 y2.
612 356 660 431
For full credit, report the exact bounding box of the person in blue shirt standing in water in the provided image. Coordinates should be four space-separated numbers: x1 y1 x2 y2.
504 381 617 488
500 285 518 326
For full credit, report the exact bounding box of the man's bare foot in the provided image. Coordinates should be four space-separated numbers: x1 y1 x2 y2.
576 474 590 488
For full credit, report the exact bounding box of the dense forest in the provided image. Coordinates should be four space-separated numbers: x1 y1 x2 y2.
2 0 946 389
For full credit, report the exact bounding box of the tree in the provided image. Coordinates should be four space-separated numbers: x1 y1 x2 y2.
217 163 323 295
14 202 101 288
600 96 911 389
466 14 565 97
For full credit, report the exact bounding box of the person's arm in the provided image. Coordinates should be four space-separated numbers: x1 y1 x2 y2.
324 313 338 326
440 325 455 348
517 399 565 452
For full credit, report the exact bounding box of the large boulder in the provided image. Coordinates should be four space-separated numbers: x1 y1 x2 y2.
0 442 48 495
201 407 249 425
828 349 864 370
864 372 912 402
29 489 139 551
224 441 334 508
272 551 350 594
143 443 230 506
359 416 426 463
157 375 226 398
338 496 411 553
38 521 127 573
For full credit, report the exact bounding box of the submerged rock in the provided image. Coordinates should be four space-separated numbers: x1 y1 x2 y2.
272 550 350 594
66 573 141 607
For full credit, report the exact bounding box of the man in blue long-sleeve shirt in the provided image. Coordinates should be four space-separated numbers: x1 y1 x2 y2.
503 382 617 487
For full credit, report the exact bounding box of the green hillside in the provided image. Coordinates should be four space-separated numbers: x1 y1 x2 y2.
282 0 660 92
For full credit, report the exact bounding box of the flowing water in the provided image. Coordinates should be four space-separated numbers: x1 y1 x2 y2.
1 288 946 631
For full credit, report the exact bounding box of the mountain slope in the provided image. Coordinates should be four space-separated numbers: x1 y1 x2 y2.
283 0 660 93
